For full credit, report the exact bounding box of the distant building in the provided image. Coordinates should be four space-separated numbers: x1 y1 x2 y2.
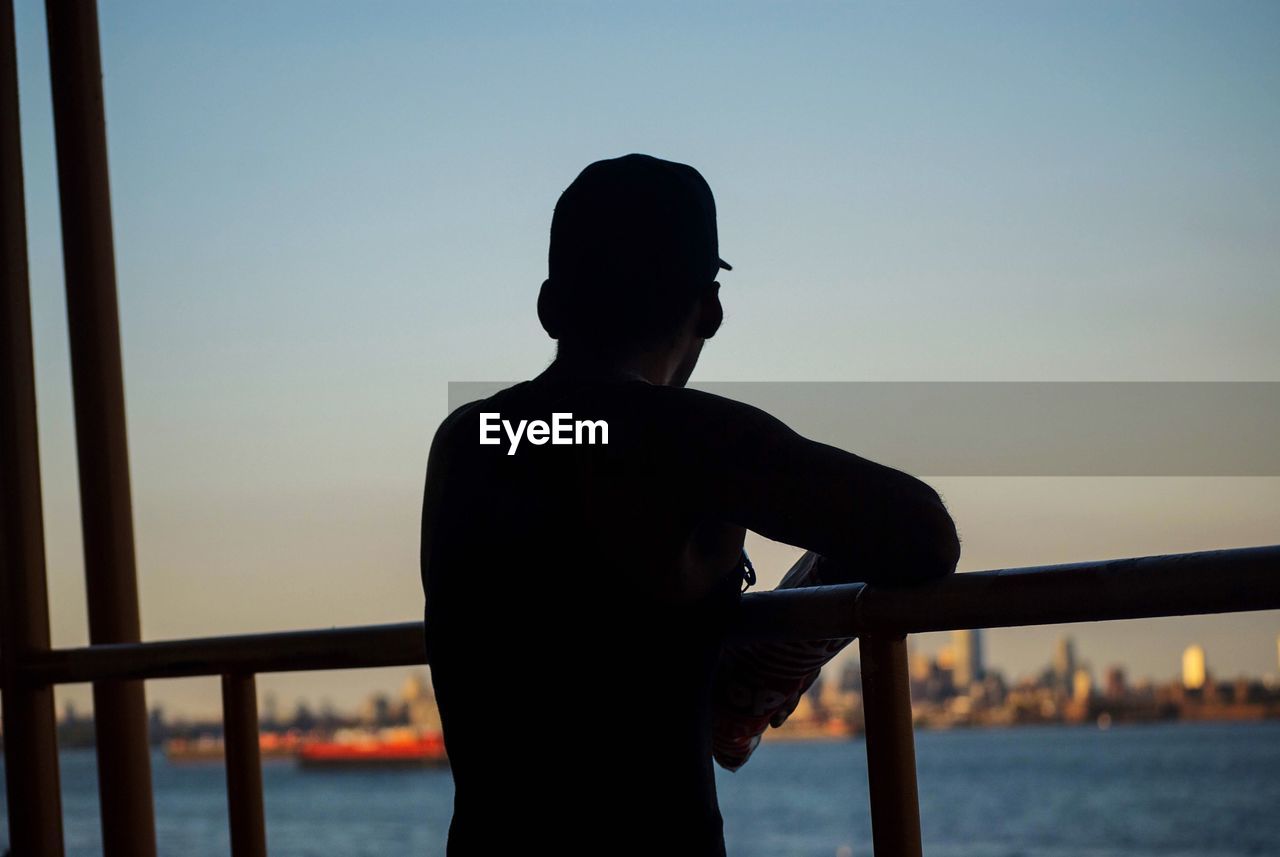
936 646 956 672
909 649 933 683
1183 644 1207 690
952 629 984 689
318 699 339 729
838 659 861 694
819 663 858 717
1104 666 1127 700
790 689 817 723
1072 668 1093 702
1053 637 1076 691
362 692 393 726
263 693 280 727
402 669 443 731
402 671 430 703
293 701 316 730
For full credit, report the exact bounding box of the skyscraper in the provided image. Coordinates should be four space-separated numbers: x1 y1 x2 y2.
1053 636 1076 691
951 628 984 689
1104 666 1127 700
1183 644 1207 690
1072 667 1094 702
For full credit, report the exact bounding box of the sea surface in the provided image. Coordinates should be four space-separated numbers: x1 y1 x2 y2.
2 721 1278 857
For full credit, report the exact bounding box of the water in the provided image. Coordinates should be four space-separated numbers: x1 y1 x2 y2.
3 721 1278 856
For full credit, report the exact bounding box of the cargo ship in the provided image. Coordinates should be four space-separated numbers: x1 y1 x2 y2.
164 732 302 762
297 728 448 770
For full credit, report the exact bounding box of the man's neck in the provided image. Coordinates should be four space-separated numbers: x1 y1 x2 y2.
545 343 684 386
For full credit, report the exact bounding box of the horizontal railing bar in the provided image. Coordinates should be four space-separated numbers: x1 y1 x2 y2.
20 544 1280 686
732 582 864 641
855 543 1280 635
25 621 427 685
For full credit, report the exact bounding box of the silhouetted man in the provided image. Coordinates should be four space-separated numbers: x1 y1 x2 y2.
420 154 959 855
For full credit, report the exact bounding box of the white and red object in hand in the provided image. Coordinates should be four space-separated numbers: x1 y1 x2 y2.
711 551 855 771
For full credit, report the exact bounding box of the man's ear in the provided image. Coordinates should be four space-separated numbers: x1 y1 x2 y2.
537 278 565 339
694 282 723 339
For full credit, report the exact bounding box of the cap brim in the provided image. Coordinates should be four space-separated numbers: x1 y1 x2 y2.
718 258 733 271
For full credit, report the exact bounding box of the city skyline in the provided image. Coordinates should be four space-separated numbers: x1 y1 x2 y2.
36 627 1280 722
39 631 1280 727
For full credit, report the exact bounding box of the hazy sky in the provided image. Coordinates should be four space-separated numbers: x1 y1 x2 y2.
11 1 1279 716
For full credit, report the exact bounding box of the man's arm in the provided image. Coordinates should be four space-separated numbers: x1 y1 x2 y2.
669 389 960 771
666 387 960 585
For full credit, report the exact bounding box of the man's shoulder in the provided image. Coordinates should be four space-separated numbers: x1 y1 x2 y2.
428 398 494 461
641 384 793 438
432 383 529 441
435 399 483 437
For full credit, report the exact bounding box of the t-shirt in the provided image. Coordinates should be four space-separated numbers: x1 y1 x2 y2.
420 368 958 855
421 376 745 856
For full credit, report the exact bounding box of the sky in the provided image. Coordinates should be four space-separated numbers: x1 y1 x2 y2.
9 1 1280 717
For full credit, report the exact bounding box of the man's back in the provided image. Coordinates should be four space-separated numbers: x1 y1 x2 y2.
421 374 748 855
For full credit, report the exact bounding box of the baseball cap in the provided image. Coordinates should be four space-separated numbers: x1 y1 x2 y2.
549 154 732 290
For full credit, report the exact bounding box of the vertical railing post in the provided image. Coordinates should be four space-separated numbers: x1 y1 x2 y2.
861 634 923 857
222 673 269 857
0 1 67 853
44 2 158 855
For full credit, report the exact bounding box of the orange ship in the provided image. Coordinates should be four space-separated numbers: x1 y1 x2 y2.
165 732 301 762
297 728 448 769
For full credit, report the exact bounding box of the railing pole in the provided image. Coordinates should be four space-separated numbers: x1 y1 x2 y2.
0 1 67 853
44 2 158 856
860 634 923 857
222 673 269 857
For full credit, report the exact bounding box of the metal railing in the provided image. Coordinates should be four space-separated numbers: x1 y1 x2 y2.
2 3 1278 857
6 545 1280 857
